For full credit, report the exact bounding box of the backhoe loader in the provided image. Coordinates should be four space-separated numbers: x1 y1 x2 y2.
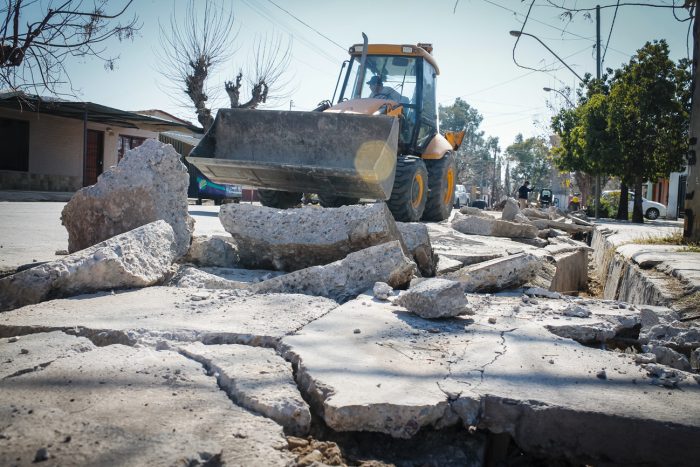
188 39 464 222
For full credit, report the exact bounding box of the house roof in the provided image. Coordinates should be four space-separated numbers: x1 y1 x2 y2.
0 92 198 132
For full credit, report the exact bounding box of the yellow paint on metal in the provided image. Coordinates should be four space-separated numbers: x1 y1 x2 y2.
444 165 455 205
355 139 396 183
386 104 403 117
412 172 425 208
349 44 440 75
444 130 465 150
422 134 452 159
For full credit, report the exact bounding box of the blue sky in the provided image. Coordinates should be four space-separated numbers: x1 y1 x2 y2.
53 0 690 149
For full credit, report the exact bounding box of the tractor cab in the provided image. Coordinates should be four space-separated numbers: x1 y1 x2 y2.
333 44 439 155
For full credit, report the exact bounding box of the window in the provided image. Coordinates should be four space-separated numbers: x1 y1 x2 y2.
118 135 146 161
0 117 29 171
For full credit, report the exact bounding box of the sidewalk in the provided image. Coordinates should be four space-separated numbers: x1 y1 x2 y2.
0 190 74 202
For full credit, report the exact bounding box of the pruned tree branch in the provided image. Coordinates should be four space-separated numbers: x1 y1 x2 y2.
0 0 139 95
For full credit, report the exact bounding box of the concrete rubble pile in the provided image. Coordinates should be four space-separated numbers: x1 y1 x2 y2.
3 141 698 465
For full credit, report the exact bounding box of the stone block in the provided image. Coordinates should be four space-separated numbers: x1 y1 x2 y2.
62 139 194 257
180 235 238 267
396 278 469 318
220 203 407 271
451 213 538 239
447 252 540 293
254 241 415 303
0 221 178 311
396 222 437 277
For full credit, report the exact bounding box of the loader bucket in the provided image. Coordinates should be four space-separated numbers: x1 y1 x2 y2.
188 109 399 200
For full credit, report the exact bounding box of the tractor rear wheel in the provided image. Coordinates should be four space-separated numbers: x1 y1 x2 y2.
422 151 457 221
318 194 360 208
387 156 428 222
258 189 303 209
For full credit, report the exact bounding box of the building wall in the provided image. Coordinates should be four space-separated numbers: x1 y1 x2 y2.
0 108 157 192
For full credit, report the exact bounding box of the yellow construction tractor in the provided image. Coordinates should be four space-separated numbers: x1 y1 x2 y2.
188 38 464 222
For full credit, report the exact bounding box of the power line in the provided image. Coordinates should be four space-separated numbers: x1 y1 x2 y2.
265 0 346 51
602 0 621 67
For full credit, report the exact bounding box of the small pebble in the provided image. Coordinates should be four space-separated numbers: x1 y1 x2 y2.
353 328 361 334
488 317 497 324
8 336 18 343
34 447 49 462
20 348 29 355
596 370 607 380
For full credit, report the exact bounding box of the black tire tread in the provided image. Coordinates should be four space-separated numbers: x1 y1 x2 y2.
318 194 360 208
258 189 303 209
422 152 456 222
387 156 428 222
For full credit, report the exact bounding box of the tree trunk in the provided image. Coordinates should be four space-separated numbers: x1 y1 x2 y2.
617 182 629 220
632 177 645 223
684 1 700 240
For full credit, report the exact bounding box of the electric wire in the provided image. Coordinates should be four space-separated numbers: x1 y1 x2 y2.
265 0 346 51
601 0 621 67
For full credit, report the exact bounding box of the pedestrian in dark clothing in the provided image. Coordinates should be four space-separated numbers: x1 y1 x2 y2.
518 181 534 209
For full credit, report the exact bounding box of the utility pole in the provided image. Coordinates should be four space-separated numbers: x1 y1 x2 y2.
594 4 601 219
289 100 295 111
491 145 500 207
684 1 700 241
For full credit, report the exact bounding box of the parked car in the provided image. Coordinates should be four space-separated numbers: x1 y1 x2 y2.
453 184 470 208
471 199 487 210
602 190 666 220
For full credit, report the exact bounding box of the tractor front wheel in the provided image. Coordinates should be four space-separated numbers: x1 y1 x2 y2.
422 151 457 221
318 194 360 208
258 189 303 209
387 156 428 222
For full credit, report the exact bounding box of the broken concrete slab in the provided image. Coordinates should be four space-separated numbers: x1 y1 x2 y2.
0 331 95 379
545 243 589 293
446 253 541 293
373 282 393 300
0 221 178 312
61 139 194 257
436 255 463 274
451 213 538 239
281 293 700 465
458 206 491 217
520 208 550 220
178 342 311 436
396 222 436 277
180 235 239 267
219 202 407 271
531 219 592 235
0 286 338 348
0 337 293 466
396 278 469 318
500 198 520 221
254 241 415 303
168 265 251 290
644 344 692 371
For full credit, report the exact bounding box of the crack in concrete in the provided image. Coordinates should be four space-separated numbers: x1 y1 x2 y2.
0 325 135 347
3 360 53 379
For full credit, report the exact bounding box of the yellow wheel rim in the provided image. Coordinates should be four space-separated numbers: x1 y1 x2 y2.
411 173 425 209
443 166 455 205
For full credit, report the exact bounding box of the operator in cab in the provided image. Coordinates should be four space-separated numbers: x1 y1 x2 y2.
367 75 402 102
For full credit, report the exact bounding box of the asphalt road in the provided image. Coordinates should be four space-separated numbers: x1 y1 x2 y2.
0 202 230 273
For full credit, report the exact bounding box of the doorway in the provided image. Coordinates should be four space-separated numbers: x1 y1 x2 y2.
84 129 104 186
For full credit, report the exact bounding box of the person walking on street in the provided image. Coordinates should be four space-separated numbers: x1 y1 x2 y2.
518 181 534 209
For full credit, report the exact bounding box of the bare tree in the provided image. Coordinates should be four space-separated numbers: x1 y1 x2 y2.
0 0 139 95
157 0 292 131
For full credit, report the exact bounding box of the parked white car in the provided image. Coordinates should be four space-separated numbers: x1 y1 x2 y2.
602 190 667 220
454 184 470 208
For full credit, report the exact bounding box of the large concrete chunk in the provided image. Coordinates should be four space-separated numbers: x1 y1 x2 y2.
254 241 415 303
0 339 293 466
219 202 406 271
281 294 700 465
61 139 194 257
451 213 538 239
178 342 311 436
446 252 540 293
396 222 437 277
396 278 469 318
0 331 95 379
180 235 239 267
0 221 178 311
0 286 338 348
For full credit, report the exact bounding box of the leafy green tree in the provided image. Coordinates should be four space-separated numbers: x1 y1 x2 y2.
607 40 690 222
506 134 552 192
439 98 493 194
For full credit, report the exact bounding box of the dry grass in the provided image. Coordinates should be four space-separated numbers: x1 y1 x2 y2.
630 230 700 253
